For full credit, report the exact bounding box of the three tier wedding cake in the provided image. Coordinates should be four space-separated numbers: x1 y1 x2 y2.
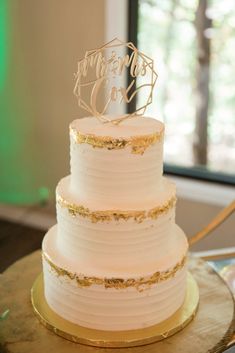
41 39 188 332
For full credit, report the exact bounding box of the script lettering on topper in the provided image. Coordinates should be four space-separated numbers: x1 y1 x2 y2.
73 38 158 124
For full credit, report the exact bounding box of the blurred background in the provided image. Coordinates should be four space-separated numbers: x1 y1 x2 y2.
0 0 234 270
137 0 235 180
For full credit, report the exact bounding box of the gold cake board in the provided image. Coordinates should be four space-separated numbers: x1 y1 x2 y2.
31 272 199 348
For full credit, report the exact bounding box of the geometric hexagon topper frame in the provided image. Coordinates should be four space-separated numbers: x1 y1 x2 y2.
73 38 158 125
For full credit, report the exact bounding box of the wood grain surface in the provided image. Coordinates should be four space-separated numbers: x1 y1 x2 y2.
0 251 234 353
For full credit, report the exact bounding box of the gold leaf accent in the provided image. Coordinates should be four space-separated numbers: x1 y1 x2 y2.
57 195 176 223
31 272 199 346
70 127 163 155
43 253 187 291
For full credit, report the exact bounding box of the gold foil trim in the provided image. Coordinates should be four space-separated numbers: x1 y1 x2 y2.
70 127 163 155
43 253 187 291
31 272 199 347
57 195 176 223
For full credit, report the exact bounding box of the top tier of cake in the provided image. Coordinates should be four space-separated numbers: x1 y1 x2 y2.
70 116 164 208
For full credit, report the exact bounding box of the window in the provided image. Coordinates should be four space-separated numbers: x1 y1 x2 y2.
129 0 235 184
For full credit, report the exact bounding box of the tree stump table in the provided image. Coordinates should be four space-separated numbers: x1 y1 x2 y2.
0 251 234 353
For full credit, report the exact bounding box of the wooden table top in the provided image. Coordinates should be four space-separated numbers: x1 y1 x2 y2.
0 251 234 353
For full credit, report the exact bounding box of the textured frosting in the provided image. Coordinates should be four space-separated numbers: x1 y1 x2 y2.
42 227 187 331
41 114 189 331
70 116 164 208
56 175 178 272
44 224 187 277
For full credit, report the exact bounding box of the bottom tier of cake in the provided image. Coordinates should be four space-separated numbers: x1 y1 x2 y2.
42 225 188 331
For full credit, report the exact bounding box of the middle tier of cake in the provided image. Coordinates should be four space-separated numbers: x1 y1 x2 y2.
55 175 184 273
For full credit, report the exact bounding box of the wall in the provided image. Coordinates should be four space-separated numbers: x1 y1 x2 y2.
0 0 106 203
177 198 235 251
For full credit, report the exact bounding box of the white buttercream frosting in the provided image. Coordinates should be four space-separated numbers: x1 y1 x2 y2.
70 116 164 208
41 115 189 331
44 224 187 277
56 175 178 272
42 227 187 331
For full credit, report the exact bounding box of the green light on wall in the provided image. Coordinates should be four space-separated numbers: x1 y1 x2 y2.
0 0 8 91
0 1 47 205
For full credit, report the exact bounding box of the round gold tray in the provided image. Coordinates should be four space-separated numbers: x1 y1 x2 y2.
31 272 199 348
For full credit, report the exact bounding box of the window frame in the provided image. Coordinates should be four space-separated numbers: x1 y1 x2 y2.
128 0 235 186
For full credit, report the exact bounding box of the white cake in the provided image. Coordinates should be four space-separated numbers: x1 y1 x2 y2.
42 115 188 331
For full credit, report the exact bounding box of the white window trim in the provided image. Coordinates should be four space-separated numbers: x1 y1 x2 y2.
105 0 128 116
169 176 235 207
105 0 128 44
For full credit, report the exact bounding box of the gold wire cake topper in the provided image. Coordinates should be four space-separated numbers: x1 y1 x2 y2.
73 38 158 124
